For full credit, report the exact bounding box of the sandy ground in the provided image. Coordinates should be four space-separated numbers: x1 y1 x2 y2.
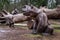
0 20 60 40
0 25 59 40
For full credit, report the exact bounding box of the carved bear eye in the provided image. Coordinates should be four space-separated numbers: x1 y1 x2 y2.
31 6 33 9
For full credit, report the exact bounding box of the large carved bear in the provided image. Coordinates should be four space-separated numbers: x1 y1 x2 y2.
22 5 54 35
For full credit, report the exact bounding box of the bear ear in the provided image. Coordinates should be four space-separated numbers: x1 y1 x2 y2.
23 5 26 8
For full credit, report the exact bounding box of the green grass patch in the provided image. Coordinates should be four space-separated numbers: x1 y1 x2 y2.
52 24 60 27
55 29 60 32
21 34 42 38
52 24 60 29
19 27 28 30
15 25 28 30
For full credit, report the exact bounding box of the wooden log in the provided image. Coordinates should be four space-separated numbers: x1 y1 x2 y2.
43 6 60 19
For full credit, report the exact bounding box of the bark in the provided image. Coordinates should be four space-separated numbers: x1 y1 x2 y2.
44 7 60 19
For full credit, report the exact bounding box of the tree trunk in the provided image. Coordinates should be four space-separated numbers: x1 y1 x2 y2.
44 7 60 19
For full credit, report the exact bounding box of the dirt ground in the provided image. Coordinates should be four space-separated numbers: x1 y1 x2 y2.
0 20 60 40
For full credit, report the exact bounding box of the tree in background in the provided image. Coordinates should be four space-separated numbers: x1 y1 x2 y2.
47 0 56 9
56 0 60 5
0 0 10 10
30 0 57 8
0 0 59 11
30 0 47 8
